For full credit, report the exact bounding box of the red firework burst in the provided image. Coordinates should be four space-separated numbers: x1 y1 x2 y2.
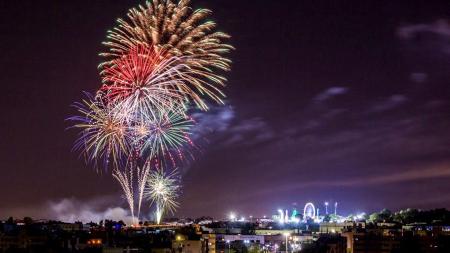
100 44 166 103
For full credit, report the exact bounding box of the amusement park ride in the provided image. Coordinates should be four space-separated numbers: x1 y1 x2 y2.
275 202 339 224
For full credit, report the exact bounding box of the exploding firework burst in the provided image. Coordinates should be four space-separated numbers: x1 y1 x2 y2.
100 45 181 111
69 95 130 170
134 107 194 158
100 0 233 110
144 168 181 224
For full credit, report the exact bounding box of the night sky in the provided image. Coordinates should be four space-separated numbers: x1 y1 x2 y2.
1 0 450 222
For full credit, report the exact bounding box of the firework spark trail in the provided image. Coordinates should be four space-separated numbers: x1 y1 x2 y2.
112 165 136 224
144 168 181 224
136 164 151 221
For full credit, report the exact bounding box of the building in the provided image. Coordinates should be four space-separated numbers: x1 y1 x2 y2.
201 234 216 253
254 229 296 235
319 222 356 234
222 234 264 244
0 233 47 251
172 240 202 253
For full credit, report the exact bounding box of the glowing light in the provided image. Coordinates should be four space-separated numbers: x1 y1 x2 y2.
303 202 316 219
144 168 181 224
278 209 284 223
284 232 290 253
355 212 366 220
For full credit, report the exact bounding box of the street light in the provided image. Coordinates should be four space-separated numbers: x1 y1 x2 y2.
283 232 290 253
226 240 231 253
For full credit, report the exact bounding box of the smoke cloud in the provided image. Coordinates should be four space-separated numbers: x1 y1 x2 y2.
48 197 134 224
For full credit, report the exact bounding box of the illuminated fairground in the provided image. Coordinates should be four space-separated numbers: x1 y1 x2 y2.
228 201 367 225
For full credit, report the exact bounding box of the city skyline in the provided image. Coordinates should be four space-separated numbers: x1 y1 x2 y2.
1 0 450 222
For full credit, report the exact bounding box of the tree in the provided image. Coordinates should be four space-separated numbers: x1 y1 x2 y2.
6 217 14 224
248 245 262 253
368 209 392 223
369 212 379 223
378 209 392 222
23 217 33 226
231 241 248 253
393 208 419 224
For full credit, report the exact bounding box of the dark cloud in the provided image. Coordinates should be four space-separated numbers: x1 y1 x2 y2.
191 106 235 136
397 19 450 75
192 105 275 148
397 19 450 42
368 94 408 113
409 72 428 83
313 87 349 102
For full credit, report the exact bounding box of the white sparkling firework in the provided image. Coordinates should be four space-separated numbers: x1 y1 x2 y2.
144 168 181 224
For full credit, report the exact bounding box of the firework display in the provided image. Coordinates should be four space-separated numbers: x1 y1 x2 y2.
144 168 181 224
69 0 231 224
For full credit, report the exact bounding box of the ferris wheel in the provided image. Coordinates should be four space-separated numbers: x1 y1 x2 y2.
303 202 316 219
